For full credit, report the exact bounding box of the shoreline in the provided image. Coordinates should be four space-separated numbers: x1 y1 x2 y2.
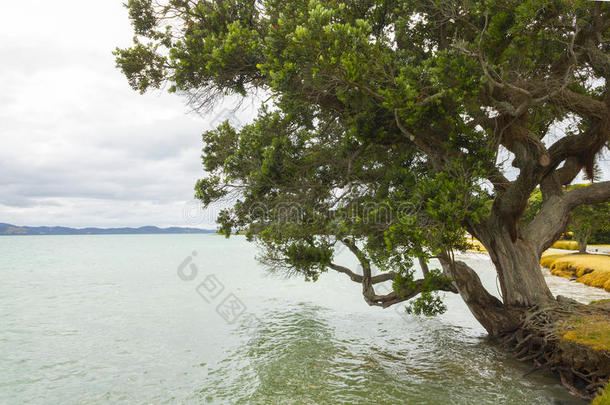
541 251 610 293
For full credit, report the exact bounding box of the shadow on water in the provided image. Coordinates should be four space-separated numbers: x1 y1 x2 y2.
193 302 585 405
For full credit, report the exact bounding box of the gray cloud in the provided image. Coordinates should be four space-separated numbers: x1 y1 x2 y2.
0 0 256 228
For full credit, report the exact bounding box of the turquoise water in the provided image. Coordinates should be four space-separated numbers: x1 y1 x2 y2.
0 235 592 404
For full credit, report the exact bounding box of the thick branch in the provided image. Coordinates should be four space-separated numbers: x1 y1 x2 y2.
553 156 585 187
365 281 425 308
548 89 606 119
546 121 606 170
438 255 517 336
565 181 610 209
525 181 610 252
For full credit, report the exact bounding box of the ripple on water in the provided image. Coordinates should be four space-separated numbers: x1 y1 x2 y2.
193 303 585 405
0 237 595 404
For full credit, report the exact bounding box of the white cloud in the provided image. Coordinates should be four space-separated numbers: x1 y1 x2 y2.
3 1 604 229
0 0 256 228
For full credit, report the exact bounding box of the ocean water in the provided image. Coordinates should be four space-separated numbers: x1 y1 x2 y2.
1 234 605 404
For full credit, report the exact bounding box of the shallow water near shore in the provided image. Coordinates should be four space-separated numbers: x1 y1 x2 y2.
2 235 606 404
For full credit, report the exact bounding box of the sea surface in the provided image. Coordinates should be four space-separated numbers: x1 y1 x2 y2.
1 234 608 404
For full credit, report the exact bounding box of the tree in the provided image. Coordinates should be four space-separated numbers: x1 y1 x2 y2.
569 200 610 253
116 0 610 397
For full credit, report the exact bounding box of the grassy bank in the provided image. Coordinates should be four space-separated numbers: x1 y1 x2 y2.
541 253 610 292
556 303 610 403
550 240 610 252
551 240 580 250
561 314 610 352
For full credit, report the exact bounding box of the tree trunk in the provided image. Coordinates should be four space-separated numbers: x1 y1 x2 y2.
477 227 555 308
436 220 556 336
577 229 591 254
440 234 608 399
439 257 519 337
578 237 587 254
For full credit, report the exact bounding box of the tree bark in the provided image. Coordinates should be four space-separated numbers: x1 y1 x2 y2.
577 228 591 254
475 225 555 308
417 256 430 277
578 237 587 254
439 256 518 336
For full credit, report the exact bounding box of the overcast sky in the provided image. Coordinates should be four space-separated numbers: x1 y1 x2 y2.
1 2 607 229
0 1 257 229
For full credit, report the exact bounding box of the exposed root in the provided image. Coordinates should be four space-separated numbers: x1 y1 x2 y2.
560 370 590 400
499 297 610 400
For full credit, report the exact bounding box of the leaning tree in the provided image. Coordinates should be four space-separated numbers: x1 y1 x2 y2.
116 0 610 397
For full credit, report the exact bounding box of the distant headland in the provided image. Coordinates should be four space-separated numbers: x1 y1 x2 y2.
0 223 216 236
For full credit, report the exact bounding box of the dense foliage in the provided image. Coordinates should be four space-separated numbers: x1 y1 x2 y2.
591 228 610 245
116 0 609 314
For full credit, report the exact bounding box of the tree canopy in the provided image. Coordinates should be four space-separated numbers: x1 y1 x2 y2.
116 0 610 319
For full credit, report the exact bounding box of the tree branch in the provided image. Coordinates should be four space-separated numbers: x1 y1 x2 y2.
333 239 455 308
438 254 517 336
565 181 610 210
525 181 610 252
327 263 396 284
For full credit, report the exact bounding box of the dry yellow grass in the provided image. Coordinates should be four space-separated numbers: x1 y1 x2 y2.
540 253 610 292
550 240 579 250
466 239 487 253
540 253 569 268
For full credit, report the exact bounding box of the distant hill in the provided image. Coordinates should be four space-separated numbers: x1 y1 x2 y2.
0 223 216 236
